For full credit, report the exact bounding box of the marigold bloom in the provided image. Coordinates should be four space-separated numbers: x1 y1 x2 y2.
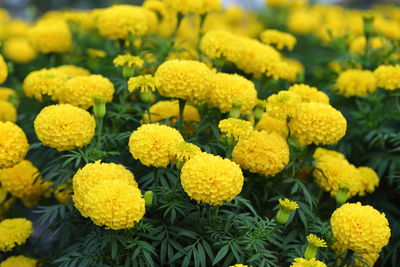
2 37 37 64
34 104 95 151
0 255 37 267
58 75 114 109
129 124 184 168
331 202 390 253
349 36 386 55
232 131 289 176
0 122 28 169
0 55 7 83
266 91 302 120
0 218 33 252
208 73 257 114
0 100 16 122
0 88 16 101
279 198 299 211
307 234 327 248
155 60 213 102
332 241 379 267
255 113 288 138
163 0 208 14
289 84 330 104
181 153 244 205
128 75 156 93
290 258 327 267
357 166 379 196
218 118 253 141
289 103 347 146
22 68 67 101
56 65 90 78
229 265 248 267
260 29 296 50
142 100 200 125
200 30 239 61
287 10 318 35
143 0 177 38
283 58 305 83
87 48 106 58
171 141 202 163
313 148 345 161
334 69 377 97
84 179 145 230
28 19 72 54
374 65 400 91
113 54 144 69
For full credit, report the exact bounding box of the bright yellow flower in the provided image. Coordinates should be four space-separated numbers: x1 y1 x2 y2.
290 258 327 267
2 38 37 64
266 91 302 120
279 198 299 211
289 84 330 104
0 88 17 102
86 48 106 58
113 54 144 69
335 69 377 97
260 29 297 50
374 65 400 91
0 218 33 252
218 118 253 141
0 122 28 169
255 113 288 138
307 234 327 248
0 255 37 267
357 167 379 196
171 141 202 163
0 100 16 123
313 148 345 161
0 55 8 83
56 65 90 78
128 75 156 93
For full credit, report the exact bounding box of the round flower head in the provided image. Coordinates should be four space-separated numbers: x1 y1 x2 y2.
2 37 37 64
142 100 200 125
255 113 288 138
260 29 296 50
72 161 138 217
266 91 302 121
0 88 17 102
357 166 379 196
218 118 253 141
349 36 386 55
128 75 157 93
0 218 33 252
97 5 156 39
200 30 239 61
287 10 318 35
0 100 16 122
289 103 347 146
181 153 244 205
232 131 289 176
143 0 177 38
334 69 377 97
23 68 67 101
0 55 8 83
29 19 72 53
313 147 345 161
155 60 213 103
58 75 115 109
331 202 391 253
0 122 28 169
283 58 305 83
56 65 90 78
171 141 202 163
229 265 248 267
290 258 327 267
163 0 202 14
208 73 257 114
0 255 37 267
129 124 184 168
374 65 400 91
84 179 145 230
288 84 330 104
34 104 95 151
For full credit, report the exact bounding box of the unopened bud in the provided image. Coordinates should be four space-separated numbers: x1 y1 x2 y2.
140 91 153 102
93 97 106 118
144 191 154 207
336 187 349 206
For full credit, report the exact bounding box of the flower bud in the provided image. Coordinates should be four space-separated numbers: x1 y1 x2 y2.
93 97 106 118
144 191 154 207
140 91 153 103
304 234 327 260
336 187 349 206
122 66 134 79
363 13 375 37
276 198 299 225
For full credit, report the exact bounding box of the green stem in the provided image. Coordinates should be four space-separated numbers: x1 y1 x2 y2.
153 168 159 186
178 99 186 134
96 116 104 150
172 171 181 193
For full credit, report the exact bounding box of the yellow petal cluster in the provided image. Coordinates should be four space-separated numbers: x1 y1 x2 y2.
357 167 379 196
307 234 327 248
266 91 302 120
128 75 157 93
0 100 16 122
218 118 253 141
255 113 288 138
279 198 299 211
0 55 7 83
232 131 289 176
34 104 96 151
332 241 379 267
374 65 400 91
334 69 377 97
290 258 327 267
330 202 391 253
0 122 28 169
229 265 248 267
155 60 213 102
129 124 184 167
283 58 305 83
58 75 115 109
0 218 33 252
349 36 386 55
208 73 257 114
56 65 90 78
22 68 67 101
313 147 345 161
171 141 202 163
164 0 220 14
0 88 17 101
2 37 37 64
288 84 330 104
143 1 177 38
181 153 244 205
0 255 37 267
260 29 297 50
289 103 347 146
142 100 200 125
113 54 144 69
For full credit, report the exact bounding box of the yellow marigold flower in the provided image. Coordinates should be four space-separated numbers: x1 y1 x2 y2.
72 161 138 217
200 30 238 61
143 0 177 38
200 0 222 14
28 19 72 54
349 36 386 55
163 0 202 14
331 202 391 253
357 166 379 196
97 5 156 39
181 153 244 205
229 265 248 267
113 54 144 69
171 141 202 163
0 255 37 267
0 87 17 101
0 160 45 203
0 100 16 122
2 37 37 64
58 75 115 109
129 124 184 168
54 183 72 205
332 241 379 267
142 100 200 125
307 234 327 248
34 104 95 151
155 60 213 102
283 58 305 83
266 91 302 121
128 75 156 93
0 122 28 169
208 73 257 114
374 65 400 91
260 29 296 50
267 0 289 8
289 84 330 104
313 148 345 161
56 65 90 78
218 118 253 141
287 10 318 35
84 179 145 230
86 48 106 58
279 198 299 211
22 68 67 101
232 131 289 176
289 103 347 146
3 19 30 38
255 113 288 138
290 258 327 267
334 69 377 97
0 55 7 84
0 218 33 252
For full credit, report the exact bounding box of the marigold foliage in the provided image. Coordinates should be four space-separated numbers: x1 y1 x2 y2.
0 255 37 267
0 122 28 169
0 218 33 252
181 153 244 205
335 69 377 97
